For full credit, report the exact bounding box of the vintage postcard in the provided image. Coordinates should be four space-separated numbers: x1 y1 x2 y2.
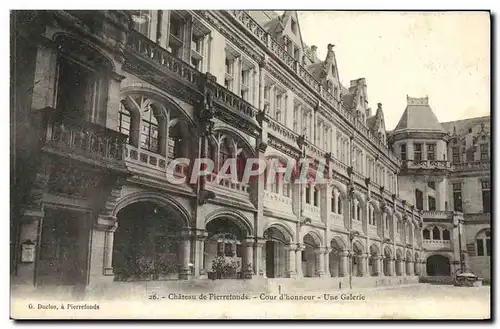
10 9 491 320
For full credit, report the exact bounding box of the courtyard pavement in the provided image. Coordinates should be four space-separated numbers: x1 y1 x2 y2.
11 283 491 319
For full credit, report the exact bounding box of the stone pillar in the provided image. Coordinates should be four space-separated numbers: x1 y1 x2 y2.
359 254 368 277
254 237 266 277
103 221 118 276
259 61 266 110
315 248 326 277
179 230 192 280
371 255 380 276
243 237 255 275
333 188 339 213
285 244 297 278
296 243 305 278
194 229 208 278
406 260 413 276
324 247 331 277
339 250 349 277
389 258 396 276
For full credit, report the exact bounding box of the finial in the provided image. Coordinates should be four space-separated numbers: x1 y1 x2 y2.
327 44 335 51
377 103 382 110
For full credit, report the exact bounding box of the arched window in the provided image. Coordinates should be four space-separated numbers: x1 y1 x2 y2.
423 228 430 240
168 123 183 160
357 204 361 221
141 104 159 153
119 103 131 143
351 201 356 219
384 214 389 230
305 186 311 204
432 226 441 240
219 138 232 173
313 187 319 207
476 229 491 256
330 191 336 213
442 229 450 241
338 198 343 215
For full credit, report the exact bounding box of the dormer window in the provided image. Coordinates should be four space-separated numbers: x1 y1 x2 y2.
291 19 297 35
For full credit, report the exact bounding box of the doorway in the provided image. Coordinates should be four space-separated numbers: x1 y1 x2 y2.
37 208 90 286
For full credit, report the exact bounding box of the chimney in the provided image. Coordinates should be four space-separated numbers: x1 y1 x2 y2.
310 45 319 63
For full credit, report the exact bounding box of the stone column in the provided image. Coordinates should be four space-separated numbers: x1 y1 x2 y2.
179 229 192 280
243 237 255 276
194 230 208 278
339 250 349 277
285 244 297 278
359 254 369 277
254 237 266 277
103 221 118 276
389 258 396 276
371 255 380 276
406 260 413 276
296 243 305 278
324 247 331 277
315 248 326 277
333 188 339 213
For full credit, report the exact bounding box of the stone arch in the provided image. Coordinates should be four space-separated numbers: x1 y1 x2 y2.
120 86 196 127
263 222 295 243
263 222 294 278
205 209 254 237
351 189 367 207
302 230 323 247
369 244 380 256
426 253 451 276
330 180 348 200
213 126 257 158
352 239 365 253
53 32 115 71
112 191 191 227
383 245 393 258
330 236 346 251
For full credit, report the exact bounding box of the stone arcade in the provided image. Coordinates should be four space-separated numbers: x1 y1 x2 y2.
11 10 490 295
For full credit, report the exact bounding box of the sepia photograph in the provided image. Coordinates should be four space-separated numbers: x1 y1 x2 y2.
9 8 491 320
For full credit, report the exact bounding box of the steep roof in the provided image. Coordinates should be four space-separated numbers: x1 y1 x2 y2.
440 116 490 136
393 96 445 133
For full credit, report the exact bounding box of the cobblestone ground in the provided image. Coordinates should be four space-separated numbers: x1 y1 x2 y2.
12 283 491 319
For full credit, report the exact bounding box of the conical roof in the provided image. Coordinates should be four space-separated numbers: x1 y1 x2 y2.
393 96 445 133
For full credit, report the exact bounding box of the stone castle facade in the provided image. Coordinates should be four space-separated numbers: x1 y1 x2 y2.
11 10 490 293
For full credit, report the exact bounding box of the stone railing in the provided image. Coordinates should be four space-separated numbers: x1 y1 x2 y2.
330 212 343 223
207 172 249 194
124 144 190 180
423 239 452 250
127 29 201 85
266 116 298 146
421 210 453 219
206 78 258 119
46 114 126 163
226 10 397 160
452 160 490 171
402 160 451 170
304 203 321 217
263 190 292 207
127 29 256 121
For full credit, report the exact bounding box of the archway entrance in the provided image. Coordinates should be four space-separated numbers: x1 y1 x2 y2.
263 226 290 278
352 241 364 277
303 233 320 277
113 201 185 281
205 217 248 279
426 255 451 276
383 246 392 276
329 238 344 277
369 244 380 276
